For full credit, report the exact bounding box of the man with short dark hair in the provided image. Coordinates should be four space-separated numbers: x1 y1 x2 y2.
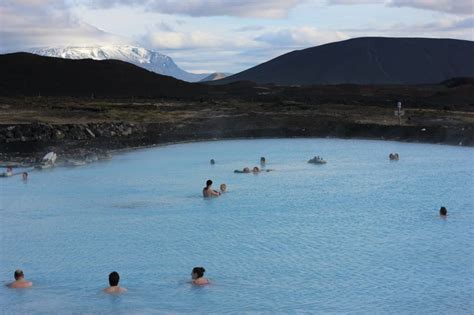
103 271 127 294
440 206 448 216
7 269 32 288
203 179 220 197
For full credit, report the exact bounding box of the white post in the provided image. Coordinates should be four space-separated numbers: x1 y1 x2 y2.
395 101 404 125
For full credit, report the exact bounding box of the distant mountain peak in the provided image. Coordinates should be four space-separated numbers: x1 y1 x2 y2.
29 45 208 82
216 37 474 85
200 72 233 82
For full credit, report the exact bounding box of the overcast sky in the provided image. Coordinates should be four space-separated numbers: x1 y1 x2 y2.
1 0 472 73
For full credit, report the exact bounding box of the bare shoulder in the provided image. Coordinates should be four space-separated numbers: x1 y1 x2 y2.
193 278 210 285
104 286 127 294
8 281 32 289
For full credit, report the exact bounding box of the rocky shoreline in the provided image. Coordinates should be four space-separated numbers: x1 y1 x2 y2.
1 116 472 168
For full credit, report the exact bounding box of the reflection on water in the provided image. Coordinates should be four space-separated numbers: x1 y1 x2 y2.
0 139 473 313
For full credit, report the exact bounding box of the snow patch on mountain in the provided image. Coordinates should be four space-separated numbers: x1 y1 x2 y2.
200 72 233 82
29 45 209 82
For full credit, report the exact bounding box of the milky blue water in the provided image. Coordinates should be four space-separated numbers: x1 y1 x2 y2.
0 139 473 314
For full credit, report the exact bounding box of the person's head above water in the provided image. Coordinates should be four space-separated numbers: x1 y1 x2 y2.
14 269 24 281
220 184 227 192
440 207 447 216
8 269 32 288
210 159 215 165
192 267 206 279
109 271 120 287
260 157 266 163
253 166 260 172
104 271 127 293
206 180 213 188
243 167 250 173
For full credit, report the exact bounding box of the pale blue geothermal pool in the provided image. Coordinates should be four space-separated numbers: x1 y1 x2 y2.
0 139 473 314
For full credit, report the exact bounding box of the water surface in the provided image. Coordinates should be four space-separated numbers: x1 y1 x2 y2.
1 139 473 313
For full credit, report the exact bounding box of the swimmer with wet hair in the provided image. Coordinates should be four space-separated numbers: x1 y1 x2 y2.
203 180 221 197
252 166 260 173
439 206 448 216
260 157 266 165
1 166 13 177
22 172 28 180
104 271 127 294
7 269 32 288
234 167 251 174
191 267 209 285
210 159 215 165
389 153 400 161
220 183 227 192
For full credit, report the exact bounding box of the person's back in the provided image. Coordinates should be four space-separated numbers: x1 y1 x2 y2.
7 269 32 288
104 286 127 294
104 271 127 294
203 186 212 197
191 267 209 285
203 180 220 197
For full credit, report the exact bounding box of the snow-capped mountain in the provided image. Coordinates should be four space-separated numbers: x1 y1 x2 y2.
29 45 209 82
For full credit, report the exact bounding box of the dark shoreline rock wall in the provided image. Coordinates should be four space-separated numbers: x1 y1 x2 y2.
1 119 472 166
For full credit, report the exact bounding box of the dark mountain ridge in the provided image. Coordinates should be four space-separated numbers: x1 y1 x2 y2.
214 37 474 86
0 52 208 98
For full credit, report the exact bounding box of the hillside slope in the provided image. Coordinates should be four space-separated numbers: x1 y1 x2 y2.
215 37 474 85
0 53 207 97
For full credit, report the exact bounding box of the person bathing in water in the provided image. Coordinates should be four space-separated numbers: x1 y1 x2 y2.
103 271 127 294
1 166 13 177
439 206 448 217
234 167 251 174
203 180 221 197
7 269 32 288
220 183 227 193
235 166 273 173
191 267 209 285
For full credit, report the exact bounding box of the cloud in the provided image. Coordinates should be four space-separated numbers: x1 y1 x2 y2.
389 0 474 15
449 16 474 29
339 16 474 41
234 25 266 32
0 0 129 52
87 0 306 18
144 30 221 50
327 0 474 15
255 27 350 47
142 28 260 50
327 0 384 4
155 21 175 32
